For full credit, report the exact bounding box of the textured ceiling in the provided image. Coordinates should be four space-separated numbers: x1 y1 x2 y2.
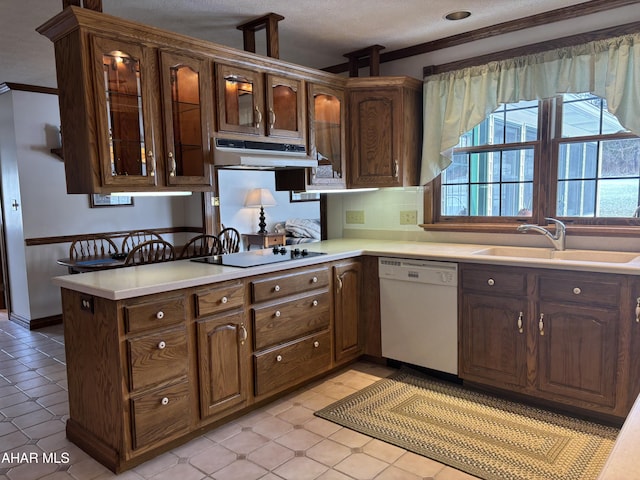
0 0 627 88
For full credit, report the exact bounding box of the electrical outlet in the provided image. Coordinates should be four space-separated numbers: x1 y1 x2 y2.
345 210 365 224
399 210 418 225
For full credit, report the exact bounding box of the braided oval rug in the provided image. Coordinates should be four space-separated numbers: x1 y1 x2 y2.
315 369 619 480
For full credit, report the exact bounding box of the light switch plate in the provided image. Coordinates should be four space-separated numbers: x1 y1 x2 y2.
346 210 365 224
400 210 418 225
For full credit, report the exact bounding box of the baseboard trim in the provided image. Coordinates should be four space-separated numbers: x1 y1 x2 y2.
9 313 62 330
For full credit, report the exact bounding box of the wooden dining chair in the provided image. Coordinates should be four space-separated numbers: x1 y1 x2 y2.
178 234 222 259
124 239 175 266
218 227 241 254
69 234 119 259
121 230 164 253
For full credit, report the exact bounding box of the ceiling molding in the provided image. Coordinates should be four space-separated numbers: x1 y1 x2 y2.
322 0 640 74
0 82 58 96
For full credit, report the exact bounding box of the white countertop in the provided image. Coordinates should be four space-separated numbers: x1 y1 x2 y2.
52 238 640 300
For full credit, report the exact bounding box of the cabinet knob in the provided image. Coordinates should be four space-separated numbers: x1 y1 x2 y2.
313 341 320 348
156 311 164 320
487 278 495 286
275 310 281 317
573 287 581 295
161 397 169 406
157 341 166 350
312 276 318 283
312 300 319 307
221 296 228 304
276 355 283 362
274 285 280 292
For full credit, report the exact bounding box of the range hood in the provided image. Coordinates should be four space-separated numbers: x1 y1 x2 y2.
213 138 317 169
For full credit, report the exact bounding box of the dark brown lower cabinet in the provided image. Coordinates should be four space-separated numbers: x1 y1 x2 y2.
333 260 363 364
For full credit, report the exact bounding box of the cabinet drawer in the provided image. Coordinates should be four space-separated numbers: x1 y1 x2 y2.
461 265 527 295
127 326 188 391
195 281 244 317
251 266 330 303
124 295 186 334
252 291 330 350
254 331 331 396
130 380 190 450
538 273 621 307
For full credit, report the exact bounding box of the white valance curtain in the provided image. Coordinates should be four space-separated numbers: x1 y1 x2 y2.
420 32 640 185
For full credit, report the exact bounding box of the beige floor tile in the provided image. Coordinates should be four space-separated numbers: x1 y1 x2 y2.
12 408 54 429
303 417 343 438
203 420 242 443
211 459 267 480
299 392 341 411
187 444 236 474
251 414 293 439
363 438 406 464
374 465 423 480
6 458 58 480
220 430 269 455
315 470 353 480
311 382 358 400
393 452 446 478
334 452 389 480
67 457 112 479
329 427 372 448
169 435 214 458
273 456 329 480
21 419 65 439
306 439 352 467
247 441 294 470
132 452 179 478
275 427 324 451
276 405 316 426
146 462 206 480
434 466 482 480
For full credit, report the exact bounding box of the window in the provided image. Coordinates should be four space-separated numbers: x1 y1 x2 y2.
434 93 640 227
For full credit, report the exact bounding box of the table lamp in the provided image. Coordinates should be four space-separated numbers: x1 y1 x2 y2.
244 188 277 234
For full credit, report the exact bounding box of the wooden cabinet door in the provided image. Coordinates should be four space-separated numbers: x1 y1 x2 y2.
196 310 249 418
160 51 213 187
307 83 346 189
266 74 305 142
349 87 403 188
215 64 264 136
334 261 363 363
91 36 158 188
628 280 640 412
536 301 618 409
459 292 528 388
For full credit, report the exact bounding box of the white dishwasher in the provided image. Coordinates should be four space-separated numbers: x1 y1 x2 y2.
379 257 458 375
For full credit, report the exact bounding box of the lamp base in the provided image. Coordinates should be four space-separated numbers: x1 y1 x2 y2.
257 206 267 234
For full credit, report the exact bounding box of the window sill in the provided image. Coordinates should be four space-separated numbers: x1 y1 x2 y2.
419 223 640 237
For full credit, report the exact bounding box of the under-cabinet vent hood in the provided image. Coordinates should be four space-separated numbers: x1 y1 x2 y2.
213 138 317 169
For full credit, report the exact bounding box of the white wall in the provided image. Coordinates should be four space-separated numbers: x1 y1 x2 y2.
218 169 319 248
327 4 640 252
0 89 203 323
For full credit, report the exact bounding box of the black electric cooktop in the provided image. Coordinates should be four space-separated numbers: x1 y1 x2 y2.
191 247 326 268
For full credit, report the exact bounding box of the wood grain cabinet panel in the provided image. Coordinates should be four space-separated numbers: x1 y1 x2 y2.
127 326 188 391
333 261 363 363
124 295 186 334
252 291 330 350
130 380 190 450
251 266 329 302
254 331 331 396
195 281 244 317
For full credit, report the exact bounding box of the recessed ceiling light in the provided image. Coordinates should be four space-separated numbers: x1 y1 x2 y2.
445 11 472 21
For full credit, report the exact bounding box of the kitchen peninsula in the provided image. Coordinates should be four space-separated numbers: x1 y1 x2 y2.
53 238 640 475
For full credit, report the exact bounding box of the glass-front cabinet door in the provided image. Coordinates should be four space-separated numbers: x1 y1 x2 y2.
307 83 346 188
215 64 263 136
91 36 157 187
266 74 305 142
160 52 213 186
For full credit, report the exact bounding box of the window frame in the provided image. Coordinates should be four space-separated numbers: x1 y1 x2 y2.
423 95 640 234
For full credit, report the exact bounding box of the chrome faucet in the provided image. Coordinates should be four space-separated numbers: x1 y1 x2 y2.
517 217 566 251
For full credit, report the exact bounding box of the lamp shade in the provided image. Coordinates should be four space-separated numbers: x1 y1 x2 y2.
244 188 277 208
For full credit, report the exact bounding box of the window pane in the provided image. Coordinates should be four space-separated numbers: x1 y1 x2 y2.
470 184 499 216
600 138 640 178
557 142 598 180
557 179 596 216
501 183 533 216
441 153 469 184
562 93 627 137
597 178 640 217
455 100 538 148
470 152 499 182
441 185 469 216
501 149 534 182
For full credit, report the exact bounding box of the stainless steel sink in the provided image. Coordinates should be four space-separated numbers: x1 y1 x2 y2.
471 246 640 263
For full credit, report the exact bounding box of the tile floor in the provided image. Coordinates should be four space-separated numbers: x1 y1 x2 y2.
0 315 478 480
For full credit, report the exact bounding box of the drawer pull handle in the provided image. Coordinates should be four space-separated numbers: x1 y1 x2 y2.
573 287 581 295
636 297 640 323
487 278 495 286
158 341 166 350
517 312 524 334
312 276 318 283
275 310 281 317
161 397 169 406
221 296 228 304
313 341 320 348
276 355 283 362
156 311 164 320
538 313 545 336
274 285 280 292
239 323 248 345
312 300 319 307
